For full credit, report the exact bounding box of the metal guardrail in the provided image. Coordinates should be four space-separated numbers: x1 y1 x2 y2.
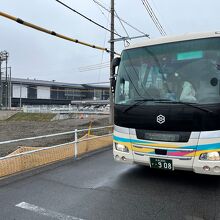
0 125 113 177
0 125 113 160
0 125 112 145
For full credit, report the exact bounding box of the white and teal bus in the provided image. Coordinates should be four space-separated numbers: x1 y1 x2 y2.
112 32 220 175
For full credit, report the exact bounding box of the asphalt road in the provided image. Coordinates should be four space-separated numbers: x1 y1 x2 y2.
0 149 220 220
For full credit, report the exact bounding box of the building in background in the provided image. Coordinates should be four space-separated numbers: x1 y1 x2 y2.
1 77 109 107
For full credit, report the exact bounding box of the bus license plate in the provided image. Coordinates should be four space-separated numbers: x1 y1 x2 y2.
150 158 173 170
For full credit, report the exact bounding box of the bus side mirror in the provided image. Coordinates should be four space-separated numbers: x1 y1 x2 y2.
111 57 121 93
113 57 121 68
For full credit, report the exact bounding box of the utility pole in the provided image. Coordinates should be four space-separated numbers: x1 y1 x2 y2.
0 60 2 109
0 51 9 109
110 0 115 124
5 56 8 108
19 82 22 110
8 67 12 109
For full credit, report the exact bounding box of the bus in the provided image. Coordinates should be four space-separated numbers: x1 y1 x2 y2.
112 32 220 175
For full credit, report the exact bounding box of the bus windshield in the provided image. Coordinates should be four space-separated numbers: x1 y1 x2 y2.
115 38 220 105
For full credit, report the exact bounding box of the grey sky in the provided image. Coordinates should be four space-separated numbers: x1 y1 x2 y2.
0 0 220 84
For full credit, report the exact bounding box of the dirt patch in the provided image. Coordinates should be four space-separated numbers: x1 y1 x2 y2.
7 112 55 122
0 115 110 157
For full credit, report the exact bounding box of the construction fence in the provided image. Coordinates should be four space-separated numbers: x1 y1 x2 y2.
0 125 113 178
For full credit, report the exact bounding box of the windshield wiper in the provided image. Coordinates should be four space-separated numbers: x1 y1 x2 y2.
155 100 213 114
123 98 171 113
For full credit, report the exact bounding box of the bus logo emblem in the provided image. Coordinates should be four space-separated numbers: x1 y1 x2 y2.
157 114 165 124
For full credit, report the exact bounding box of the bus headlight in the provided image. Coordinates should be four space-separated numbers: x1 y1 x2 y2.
115 143 129 152
199 152 220 161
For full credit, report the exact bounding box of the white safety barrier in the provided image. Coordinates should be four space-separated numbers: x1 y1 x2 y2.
0 125 112 145
0 125 113 177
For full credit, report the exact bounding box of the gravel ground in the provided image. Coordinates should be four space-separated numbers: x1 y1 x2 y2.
0 115 110 157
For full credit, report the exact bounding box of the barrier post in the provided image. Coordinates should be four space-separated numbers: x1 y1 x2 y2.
74 129 78 159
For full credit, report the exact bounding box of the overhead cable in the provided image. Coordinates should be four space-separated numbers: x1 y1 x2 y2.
141 0 166 36
79 62 110 72
145 0 166 35
92 0 109 21
55 0 122 38
142 0 166 35
83 81 109 84
79 66 110 72
91 0 121 38
150 0 172 33
144 0 166 35
79 61 110 68
95 7 110 83
0 11 120 55
92 0 149 37
114 10 129 38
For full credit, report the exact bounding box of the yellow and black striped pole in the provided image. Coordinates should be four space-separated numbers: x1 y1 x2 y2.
0 11 120 56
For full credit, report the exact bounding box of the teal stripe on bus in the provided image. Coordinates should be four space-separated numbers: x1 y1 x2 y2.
113 135 220 151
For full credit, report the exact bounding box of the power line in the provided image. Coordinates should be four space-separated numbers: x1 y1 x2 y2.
92 0 149 37
92 0 109 21
91 0 121 39
79 62 110 72
0 11 120 55
97 9 110 83
114 10 129 38
141 0 166 36
79 63 110 72
80 66 109 72
113 10 131 47
144 0 166 35
79 61 109 67
142 0 166 36
55 0 122 38
84 81 109 85
150 0 172 34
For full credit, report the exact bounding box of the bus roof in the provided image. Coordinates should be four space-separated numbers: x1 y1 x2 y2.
126 31 220 50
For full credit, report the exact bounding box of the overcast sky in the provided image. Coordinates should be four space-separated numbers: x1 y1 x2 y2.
1 0 220 84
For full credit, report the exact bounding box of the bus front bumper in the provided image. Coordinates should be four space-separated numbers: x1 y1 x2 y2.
193 158 220 175
113 149 220 175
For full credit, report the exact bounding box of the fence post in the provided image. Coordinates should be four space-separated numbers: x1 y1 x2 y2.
74 129 78 159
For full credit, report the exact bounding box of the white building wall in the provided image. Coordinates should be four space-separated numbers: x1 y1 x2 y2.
12 84 28 98
37 86 50 99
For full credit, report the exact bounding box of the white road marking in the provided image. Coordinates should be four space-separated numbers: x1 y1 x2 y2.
16 202 85 220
